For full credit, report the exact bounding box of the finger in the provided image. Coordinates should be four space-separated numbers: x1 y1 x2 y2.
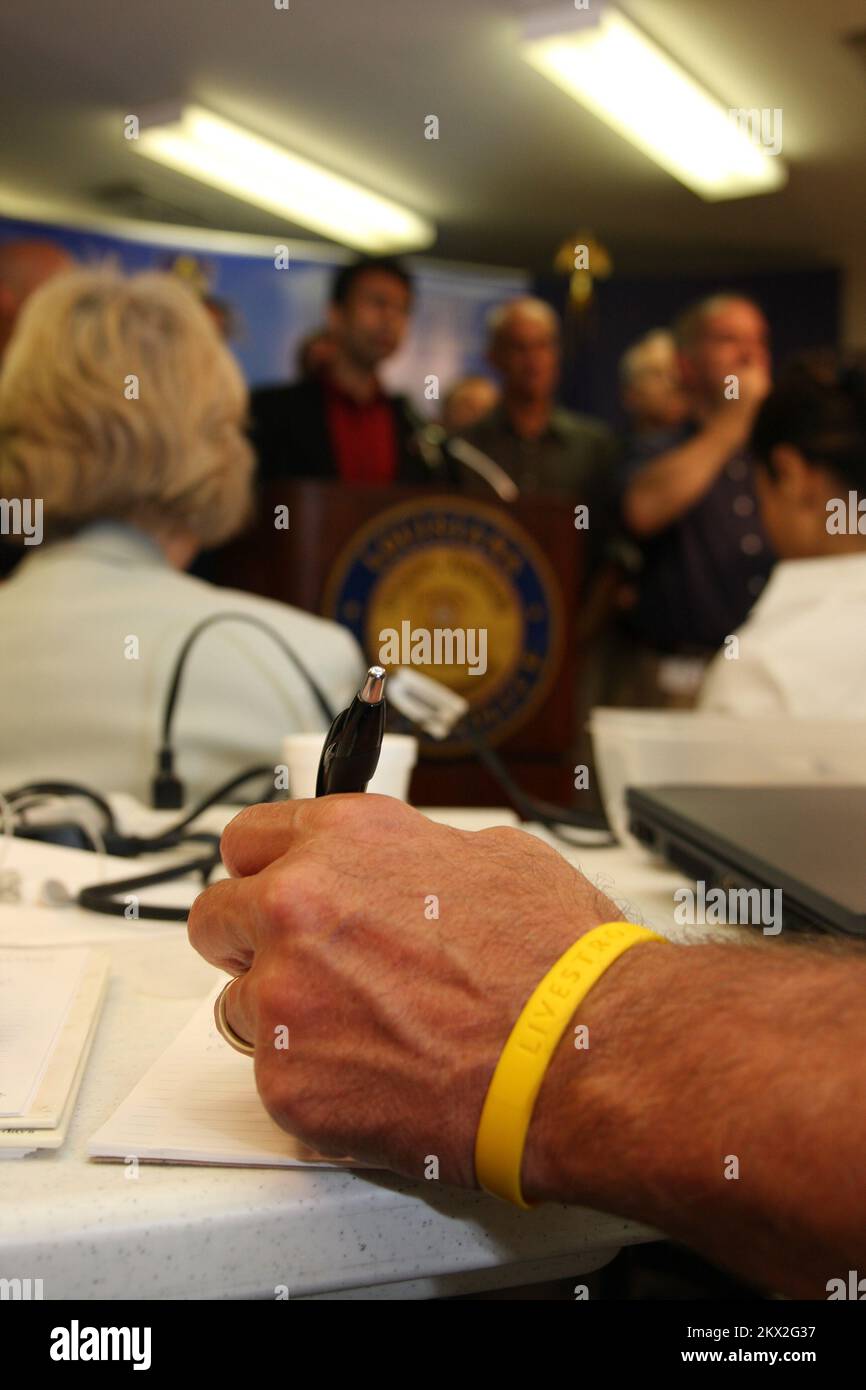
221 968 258 1052
219 793 415 878
187 875 260 973
219 800 320 878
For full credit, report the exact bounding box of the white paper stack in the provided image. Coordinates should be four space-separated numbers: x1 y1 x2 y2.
88 984 371 1171
0 946 109 1157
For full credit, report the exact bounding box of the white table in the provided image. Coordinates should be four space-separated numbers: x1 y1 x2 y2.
0 806 742 1300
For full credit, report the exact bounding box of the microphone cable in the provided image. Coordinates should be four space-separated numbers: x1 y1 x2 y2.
461 728 615 848
386 669 616 847
153 611 337 808
75 764 278 920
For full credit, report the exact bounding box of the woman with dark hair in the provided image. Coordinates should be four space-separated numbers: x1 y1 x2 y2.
699 357 866 715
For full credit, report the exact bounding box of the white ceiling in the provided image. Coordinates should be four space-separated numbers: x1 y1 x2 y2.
0 0 864 272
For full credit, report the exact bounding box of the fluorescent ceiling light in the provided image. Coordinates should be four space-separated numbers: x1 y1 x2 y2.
133 105 435 252
522 8 787 200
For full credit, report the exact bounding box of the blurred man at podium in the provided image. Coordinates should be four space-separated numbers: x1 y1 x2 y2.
456 297 620 575
252 256 442 486
460 298 619 504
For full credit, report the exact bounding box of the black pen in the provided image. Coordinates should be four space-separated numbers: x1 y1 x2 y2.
315 666 387 796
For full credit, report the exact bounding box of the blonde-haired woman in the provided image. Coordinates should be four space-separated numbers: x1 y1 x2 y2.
0 268 362 801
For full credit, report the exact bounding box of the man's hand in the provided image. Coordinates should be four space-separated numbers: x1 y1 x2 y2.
187 795 866 1293
711 356 772 445
187 796 620 1188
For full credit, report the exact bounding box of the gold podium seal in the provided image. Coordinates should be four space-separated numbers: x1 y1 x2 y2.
322 496 563 752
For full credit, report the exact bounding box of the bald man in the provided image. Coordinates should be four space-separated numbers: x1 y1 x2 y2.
458 297 618 515
0 238 74 359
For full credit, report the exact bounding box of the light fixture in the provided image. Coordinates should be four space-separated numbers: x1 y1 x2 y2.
521 5 787 201
132 104 435 252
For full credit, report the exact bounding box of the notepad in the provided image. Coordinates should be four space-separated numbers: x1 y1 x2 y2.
0 946 109 1157
88 984 373 1170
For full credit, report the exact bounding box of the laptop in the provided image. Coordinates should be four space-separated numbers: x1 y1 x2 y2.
626 785 866 937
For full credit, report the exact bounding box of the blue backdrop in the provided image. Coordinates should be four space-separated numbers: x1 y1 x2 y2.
0 212 526 409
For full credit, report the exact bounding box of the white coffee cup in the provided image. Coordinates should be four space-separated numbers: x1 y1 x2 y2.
280 732 418 801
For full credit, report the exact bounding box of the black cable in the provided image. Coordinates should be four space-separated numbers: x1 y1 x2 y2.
161 611 336 741
154 611 338 807
167 763 278 832
77 851 220 921
1 766 276 921
462 728 616 848
115 764 275 854
4 767 275 861
72 765 277 922
3 780 120 835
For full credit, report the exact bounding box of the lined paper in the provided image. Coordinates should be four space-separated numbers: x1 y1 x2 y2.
88 985 371 1170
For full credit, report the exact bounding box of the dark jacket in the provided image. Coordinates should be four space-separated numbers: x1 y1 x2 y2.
250 378 445 485
618 423 774 652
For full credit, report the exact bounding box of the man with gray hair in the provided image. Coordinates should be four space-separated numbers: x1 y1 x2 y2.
619 328 688 438
456 297 618 543
617 294 775 702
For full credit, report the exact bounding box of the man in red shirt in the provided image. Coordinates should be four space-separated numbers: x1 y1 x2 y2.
253 257 442 485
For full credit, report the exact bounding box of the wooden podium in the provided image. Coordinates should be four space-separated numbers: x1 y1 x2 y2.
212 481 586 807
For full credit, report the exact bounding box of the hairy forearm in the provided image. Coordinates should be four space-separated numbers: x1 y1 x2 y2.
523 939 866 1297
623 418 742 536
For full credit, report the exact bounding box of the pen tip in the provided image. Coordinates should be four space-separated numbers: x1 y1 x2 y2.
361 666 387 703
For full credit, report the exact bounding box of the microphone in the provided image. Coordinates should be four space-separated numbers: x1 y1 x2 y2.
413 419 520 501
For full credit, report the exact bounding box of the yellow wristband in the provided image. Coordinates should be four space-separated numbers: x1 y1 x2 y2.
474 921 668 1209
